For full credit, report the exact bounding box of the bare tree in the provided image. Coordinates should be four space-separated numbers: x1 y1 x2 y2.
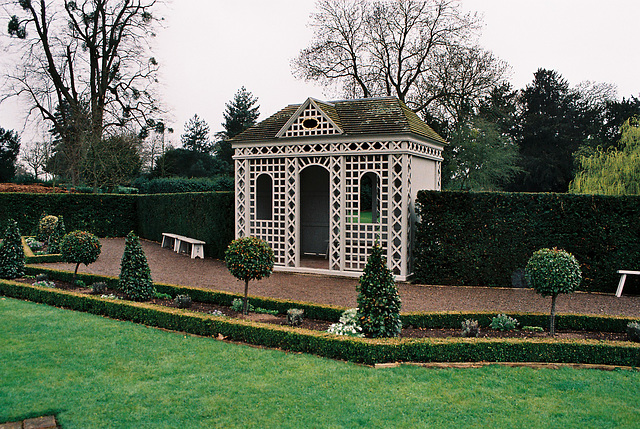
21 138 52 179
425 44 510 125
293 0 495 118
4 0 162 184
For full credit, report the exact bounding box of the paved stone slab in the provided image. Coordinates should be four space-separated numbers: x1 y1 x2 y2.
23 416 57 429
0 421 23 429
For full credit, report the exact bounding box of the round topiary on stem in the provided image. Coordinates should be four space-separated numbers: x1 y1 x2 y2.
118 231 154 301
356 243 402 338
225 236 274 315
525 247 581 336
0 219 25 279
60 230 101 285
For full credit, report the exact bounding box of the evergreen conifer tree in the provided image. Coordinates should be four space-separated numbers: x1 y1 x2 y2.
356 244 402 338
181 114 213 153
0 219 25 279
215 87 259 168
119 231 154 301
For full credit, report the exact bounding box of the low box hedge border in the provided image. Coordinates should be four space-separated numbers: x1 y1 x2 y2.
25 266 637 333
3 277 639 367
21 237 64 264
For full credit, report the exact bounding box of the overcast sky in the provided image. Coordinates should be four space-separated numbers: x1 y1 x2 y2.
1 0 639 147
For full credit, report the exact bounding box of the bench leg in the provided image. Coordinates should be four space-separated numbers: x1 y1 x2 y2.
191 244 204 259
616 274 627 298
173 239 181 253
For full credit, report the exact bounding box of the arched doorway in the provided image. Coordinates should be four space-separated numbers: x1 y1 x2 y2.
299 165 329 268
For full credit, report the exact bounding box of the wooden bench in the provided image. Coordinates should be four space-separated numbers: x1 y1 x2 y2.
615 270 640 297
161 233 205 259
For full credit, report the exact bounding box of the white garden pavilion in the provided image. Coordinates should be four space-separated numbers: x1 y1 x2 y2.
232 97 445 281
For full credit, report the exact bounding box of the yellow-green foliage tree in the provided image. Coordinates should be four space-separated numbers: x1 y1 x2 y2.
570 117 640 195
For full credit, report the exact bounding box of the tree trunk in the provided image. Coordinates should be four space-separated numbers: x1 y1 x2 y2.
550 294 557 336
73 263 80 285
243 279 250 315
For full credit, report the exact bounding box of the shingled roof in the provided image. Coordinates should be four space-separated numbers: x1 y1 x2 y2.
232 97 446 144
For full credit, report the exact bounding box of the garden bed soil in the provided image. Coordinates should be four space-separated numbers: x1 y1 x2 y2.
16 278 630 342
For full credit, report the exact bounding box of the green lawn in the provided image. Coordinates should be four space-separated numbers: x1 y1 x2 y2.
2 297 639 428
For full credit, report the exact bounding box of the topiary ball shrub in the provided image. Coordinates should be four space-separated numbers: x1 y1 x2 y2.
118 231 155 301
356 244 402 338
0 219 25 279
526 247 581 336
225 237 274 315
60 230 101 284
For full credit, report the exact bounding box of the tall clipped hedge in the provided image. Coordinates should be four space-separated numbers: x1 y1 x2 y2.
414 191 640 293
0 192 235 259
136 192 234 258
0 193 137 237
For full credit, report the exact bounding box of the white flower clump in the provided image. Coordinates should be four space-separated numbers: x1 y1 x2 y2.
327 308 364 338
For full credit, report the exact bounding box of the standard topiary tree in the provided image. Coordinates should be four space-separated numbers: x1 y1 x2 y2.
0 219 25 279
60 230 101 285
225 236 274 315
47 215 66 254
356 243 402 338
37 214 58 244
118 231 154 301
526 247 582 336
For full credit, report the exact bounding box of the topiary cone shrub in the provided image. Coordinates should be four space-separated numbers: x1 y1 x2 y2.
60 230 102 285
356 243 402 338
525 247 581 336
0 219 25 279
48 215 66 254
225 236 274 315
119 231 155 301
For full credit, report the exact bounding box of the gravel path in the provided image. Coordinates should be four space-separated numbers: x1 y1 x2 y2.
40 237 640 317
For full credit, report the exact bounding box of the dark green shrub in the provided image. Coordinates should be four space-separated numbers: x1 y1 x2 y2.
174 294 192 309
91 282 108 295
119 231 155 301
357 244 402 338
48 215 66 254
136 192 234 259
526 248 581 335
132 176 233 194
0 220 25 279
35 273 49 282
490 314 519 331
461 319 479 337
225 237 274 315
231 297 254 313
414 191 640 293
287 308 304 326
60 230 101 284
627 321 640 343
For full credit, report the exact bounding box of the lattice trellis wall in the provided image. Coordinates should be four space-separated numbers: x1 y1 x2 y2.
343 154 390 272
282 104 340 137
235 138 441 279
